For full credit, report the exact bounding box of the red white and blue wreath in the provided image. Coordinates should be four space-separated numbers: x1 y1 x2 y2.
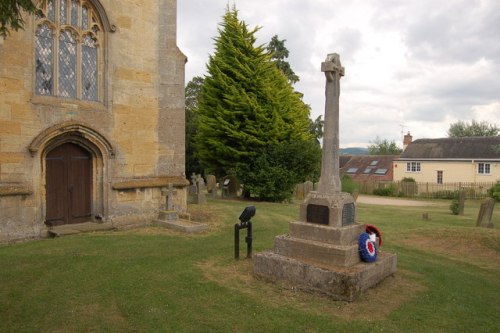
358 224 382 263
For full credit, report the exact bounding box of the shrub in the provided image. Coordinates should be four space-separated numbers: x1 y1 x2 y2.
450 199 460 215
487 182 500 201
401 177 416 182
341 175 359 194
373 187 393 196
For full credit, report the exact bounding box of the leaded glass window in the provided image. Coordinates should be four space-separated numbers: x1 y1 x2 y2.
82 35 97 100
35 24 54 95
59 0 67 24
47 0 55 21
82 6 88 29
34 0 103 102
71 0 79 26
58 30 76 98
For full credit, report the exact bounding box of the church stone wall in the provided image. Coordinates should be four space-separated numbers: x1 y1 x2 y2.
0 0 187 242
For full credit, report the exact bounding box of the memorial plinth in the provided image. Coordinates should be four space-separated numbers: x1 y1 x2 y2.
253 53 397 301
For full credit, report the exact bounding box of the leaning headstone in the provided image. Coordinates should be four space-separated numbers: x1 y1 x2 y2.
295 183 305 200
476 198 495 228
458 190 466 215
196 175 207 204
206 175 216 192
206 175 217 199
189 172 197 195
304 181 314 197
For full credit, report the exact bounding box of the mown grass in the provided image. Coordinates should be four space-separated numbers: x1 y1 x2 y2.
0 197 498 332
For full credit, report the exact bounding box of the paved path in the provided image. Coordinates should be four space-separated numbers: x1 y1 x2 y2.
356 194 436 207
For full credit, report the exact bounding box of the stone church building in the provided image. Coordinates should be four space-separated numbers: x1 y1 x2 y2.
0 0 187 241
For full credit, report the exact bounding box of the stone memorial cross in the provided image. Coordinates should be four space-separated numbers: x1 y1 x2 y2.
161 183 177 211
317 53 344 195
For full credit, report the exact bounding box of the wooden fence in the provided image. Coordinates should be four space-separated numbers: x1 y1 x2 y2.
354 180 496 200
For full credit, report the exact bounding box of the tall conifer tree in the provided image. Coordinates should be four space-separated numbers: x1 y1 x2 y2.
196 6 317 199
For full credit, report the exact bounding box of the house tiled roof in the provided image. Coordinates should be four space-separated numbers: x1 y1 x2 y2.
400 136 500 160
340 155 398 181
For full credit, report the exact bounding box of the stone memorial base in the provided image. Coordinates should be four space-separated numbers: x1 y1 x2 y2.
158 210 179 221
254 250 396 301
153 210 207 233
253 218 397 301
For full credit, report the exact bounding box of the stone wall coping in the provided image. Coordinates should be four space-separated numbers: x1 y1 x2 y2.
0 183 33 197
112 176 189 190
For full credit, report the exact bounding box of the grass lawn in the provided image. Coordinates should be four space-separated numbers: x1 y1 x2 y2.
1 198 499 332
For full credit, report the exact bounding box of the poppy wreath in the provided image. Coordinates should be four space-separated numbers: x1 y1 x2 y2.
358 232 377 262
365 224 382 247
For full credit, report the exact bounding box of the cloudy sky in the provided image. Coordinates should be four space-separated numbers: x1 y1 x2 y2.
178 0 500 148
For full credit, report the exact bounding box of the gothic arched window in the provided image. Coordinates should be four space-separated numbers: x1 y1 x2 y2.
35 0 103 102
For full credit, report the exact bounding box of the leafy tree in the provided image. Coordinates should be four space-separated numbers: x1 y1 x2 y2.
368 137 402 155
0 0 41 38
235 140 321 201
266 35 299 84
195 6 316 200
447 120 499 137
185 76 204 176
309 115 324 143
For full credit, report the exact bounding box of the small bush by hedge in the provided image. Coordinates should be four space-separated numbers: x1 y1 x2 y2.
488 182 500 201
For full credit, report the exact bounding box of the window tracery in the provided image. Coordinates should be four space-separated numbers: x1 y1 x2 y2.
35 0 104 102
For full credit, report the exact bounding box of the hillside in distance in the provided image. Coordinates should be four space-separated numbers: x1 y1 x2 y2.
339 147 369 155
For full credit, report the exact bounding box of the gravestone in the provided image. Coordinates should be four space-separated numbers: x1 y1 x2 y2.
304 181 314 197
458 190 466 215
222 175 239 198
195 175 207 204
476 198 495 228
153 183 207 233
254 53 397 301
295 183 305 200
158 183 178 220
206 175 217 199
189 173 197 196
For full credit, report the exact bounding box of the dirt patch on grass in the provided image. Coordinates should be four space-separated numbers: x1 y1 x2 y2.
399 227 500 269
50 301 129 332
197 258 426 321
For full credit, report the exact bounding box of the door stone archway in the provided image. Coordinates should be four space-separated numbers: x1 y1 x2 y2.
45 143 92 226
29 121 114 227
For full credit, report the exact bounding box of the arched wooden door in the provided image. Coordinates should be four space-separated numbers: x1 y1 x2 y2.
45 143 92 226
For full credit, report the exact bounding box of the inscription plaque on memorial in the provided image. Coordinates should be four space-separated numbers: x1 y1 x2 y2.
342 203 355 226
307 204 329 225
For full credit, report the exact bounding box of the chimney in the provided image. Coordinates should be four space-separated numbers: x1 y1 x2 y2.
403 132 412 151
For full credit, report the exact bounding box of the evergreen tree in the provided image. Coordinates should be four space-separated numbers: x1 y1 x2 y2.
185 76 204 176
195 6 317 200
267 35 299 84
